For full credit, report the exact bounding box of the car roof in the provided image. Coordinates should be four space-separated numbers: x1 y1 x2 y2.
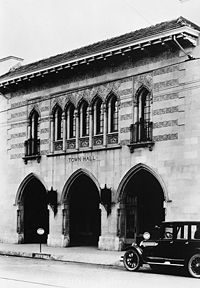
162 221 200 225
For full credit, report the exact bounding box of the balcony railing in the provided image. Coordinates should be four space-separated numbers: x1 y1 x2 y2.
23 138 41 164
54 140 63 151
107 132 118 145
128 121 154 153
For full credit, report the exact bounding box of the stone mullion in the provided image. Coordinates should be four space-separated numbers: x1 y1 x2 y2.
67 110 70 139
89 107 93 148
94 104 97 135
55 112 58 141
108 102 111 133
117 104 121 144
103 104 107 146
75 109 79 150
62 112 66 151
80 108 83 138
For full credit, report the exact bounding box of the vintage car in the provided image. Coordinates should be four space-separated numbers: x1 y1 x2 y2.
122 221 200 278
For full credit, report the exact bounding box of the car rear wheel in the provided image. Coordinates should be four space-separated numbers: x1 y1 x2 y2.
187 253 200 278
123 249 141 272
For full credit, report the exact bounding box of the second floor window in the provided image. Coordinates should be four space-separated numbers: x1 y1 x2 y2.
108 95 118 133
24 109 40 157
134 87 152 143
94 98 103 135
30 110 39 141
79 101 89 137
66 103 76 139
53 106 62 141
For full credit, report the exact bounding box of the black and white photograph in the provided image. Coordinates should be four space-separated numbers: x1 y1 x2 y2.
1 0 200 287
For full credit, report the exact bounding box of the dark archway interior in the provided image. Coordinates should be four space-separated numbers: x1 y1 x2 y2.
23 178 49 243
69 174 101 246
124 169 164 239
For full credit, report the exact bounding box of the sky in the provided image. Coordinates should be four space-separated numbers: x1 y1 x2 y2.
1 0 200 65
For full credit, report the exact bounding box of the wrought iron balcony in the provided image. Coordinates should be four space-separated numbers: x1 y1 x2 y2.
23 138 41 164
128 121 154 153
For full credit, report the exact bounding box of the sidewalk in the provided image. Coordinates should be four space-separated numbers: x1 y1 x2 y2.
0 243 123 268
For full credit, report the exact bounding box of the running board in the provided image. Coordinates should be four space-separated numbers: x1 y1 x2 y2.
147 261 184 267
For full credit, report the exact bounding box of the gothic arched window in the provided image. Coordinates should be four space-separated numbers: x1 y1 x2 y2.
53 105 62 141
66 103 76 139
26 109 40 156
135 87 152 142
79 100 89 137
107 94 118 133
93 97 103 135
30 110 39 142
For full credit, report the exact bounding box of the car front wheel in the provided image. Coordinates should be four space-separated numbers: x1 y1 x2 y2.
123 249 141 272
187 253 200 278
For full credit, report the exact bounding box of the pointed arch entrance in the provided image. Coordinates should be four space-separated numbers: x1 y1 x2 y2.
118 164 165 246
62 169 101 246
16 174 49 243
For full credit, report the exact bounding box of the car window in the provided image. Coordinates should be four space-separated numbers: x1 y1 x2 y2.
162 225 173 239
176 225 188 240
191 225 200 239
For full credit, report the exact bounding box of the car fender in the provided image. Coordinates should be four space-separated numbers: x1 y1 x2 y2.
120 243 144 263
125 243 143 256
186 248 200 261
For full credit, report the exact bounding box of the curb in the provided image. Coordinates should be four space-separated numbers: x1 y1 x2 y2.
0 250 123 268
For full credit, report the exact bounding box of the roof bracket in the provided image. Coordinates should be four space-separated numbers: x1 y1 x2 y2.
172 36 195 61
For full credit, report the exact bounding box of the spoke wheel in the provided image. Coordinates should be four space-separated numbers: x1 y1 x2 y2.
187 254 200 278
123 249 141 272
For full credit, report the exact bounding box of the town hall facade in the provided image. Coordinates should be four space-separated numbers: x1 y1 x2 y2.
0 17 200 250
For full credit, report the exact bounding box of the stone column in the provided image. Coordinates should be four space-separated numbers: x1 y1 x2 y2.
62 112 66 151
55 112 58 141
94 103 97 135
108 101 111 133
89 107 93 148
47 206 63 247
103 104 107 146
75 109 79 150
61 203 70 247
80 108 83 138
67 109 70 139
117 104 120 144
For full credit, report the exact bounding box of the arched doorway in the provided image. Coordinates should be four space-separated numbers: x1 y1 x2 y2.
62 170 101 246
118 166 165 246
16 175 49 243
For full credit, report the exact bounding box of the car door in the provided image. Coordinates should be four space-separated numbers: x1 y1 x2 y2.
145 224 174 263
167 224 189 264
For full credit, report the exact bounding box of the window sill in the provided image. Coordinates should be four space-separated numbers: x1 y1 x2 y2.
47 144 122 157
127 141 155 153
22 155 41 164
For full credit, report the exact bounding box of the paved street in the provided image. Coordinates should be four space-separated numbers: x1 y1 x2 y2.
0 255 198 288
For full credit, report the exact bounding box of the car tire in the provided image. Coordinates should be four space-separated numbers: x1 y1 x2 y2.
123 249 141 272
187 253 200 278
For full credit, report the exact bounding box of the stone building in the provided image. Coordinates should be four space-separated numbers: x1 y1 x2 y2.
0 17 200 250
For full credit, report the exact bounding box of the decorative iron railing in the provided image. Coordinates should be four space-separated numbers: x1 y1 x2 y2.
24 138 40 156
128 121 154 153
130 121 153 144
